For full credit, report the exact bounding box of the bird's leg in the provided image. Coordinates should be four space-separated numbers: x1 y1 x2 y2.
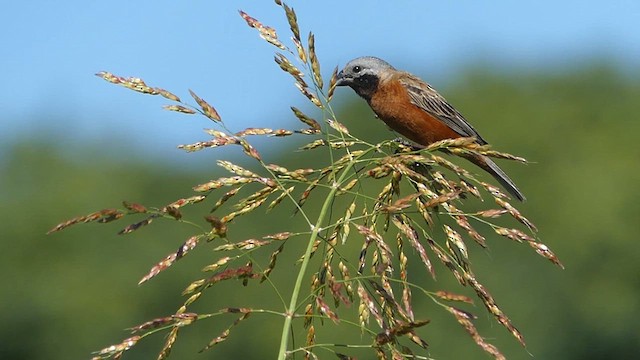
392 137 424 151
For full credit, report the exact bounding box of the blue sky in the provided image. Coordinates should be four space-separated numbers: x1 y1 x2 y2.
1 0 638 162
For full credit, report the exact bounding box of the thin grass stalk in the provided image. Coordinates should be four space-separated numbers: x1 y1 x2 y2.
277 157 359 360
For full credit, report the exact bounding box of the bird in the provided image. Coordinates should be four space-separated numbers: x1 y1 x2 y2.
335 56 525 201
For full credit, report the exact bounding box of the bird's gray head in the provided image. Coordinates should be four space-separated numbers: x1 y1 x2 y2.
336 56 395 100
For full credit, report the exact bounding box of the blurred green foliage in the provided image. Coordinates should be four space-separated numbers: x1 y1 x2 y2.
1 64 638 360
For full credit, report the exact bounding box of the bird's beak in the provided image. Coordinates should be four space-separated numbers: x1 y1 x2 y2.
335 70 349 86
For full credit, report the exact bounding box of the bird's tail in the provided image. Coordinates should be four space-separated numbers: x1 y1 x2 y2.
466 154 526 202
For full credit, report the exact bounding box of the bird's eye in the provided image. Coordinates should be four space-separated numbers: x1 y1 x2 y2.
353 65 361 73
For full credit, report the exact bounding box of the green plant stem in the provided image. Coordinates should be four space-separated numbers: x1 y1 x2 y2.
276 159 357 360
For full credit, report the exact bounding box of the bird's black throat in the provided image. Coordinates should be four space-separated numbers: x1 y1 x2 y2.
349 73 379 101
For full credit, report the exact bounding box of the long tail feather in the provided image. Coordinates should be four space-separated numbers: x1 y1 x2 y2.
467 155 526 202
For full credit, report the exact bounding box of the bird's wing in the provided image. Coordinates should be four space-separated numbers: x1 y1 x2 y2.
400 74 488 145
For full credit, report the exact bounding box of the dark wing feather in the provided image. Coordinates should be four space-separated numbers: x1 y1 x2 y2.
400 74 488 145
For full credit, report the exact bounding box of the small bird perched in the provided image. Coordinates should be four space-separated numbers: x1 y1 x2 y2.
335 56 525 201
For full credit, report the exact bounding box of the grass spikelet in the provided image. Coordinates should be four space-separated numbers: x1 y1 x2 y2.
200 312 251 352
307 32 323 89
291 106 321 130
327 118 350 134
397 234 414 321
129 313 198 334
303 302 314 328
464 272 526 347
447 306 505 360
165 195 207 209
181 293 202 310
444 225 468 260
47 208 123 234
336 178 358 195
178 137 239 152
305 325 316 360
425 137 478 152
443 203 487 247
430 154 473 178
431 171 456 192
261 243 285 281
95 71 122 84
295 82 323 107
218 160 258 178
234 127 293 137
193 176 253 192
426 238 465 285
459 179 482 198
374 320 430 347
236 186 276 209
382 193 419 213
239 138 262 161
210 188 241 212
214 238 271 251
163 205 182 220
189 89 221 122
434 291 473 304
328 277 351 307
139 235 200 284
530 242 564 268
297 127 320 135
495 197 537 231
163 104 196 114
295 179 320 210
415 195 434 227
118 214 160 235
205 215 228 238
329 141 355 149
339 202 356 245
292 37 307 62
123 201 147 213
282 4 300 41
358 283 382 328
483 182 509 200
275 53 306 84
267 186 295 210
274 128 294 136
316 296 339 323
238 10 285 49
202 256 236 272
494 227 535 243
157 326 179 360
480 150 528 163
327 65 339 101
356 225 393 272
392 215 435 278
155 88 181 102
201 263 258 290
92 336 140 360
266 164 307 181
183 279 206 295
369 280 404 320
477 209 508 218
95 72 159 95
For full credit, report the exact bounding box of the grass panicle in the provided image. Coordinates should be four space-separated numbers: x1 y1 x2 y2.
51 2 561 360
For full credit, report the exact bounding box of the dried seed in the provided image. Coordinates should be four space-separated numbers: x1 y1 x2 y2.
291 106 321 130
139 236 200 284
163 104 196 114
189 89 221 121
308 32 323 88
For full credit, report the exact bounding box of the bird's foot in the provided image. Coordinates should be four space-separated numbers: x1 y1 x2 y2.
392 137 424 151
